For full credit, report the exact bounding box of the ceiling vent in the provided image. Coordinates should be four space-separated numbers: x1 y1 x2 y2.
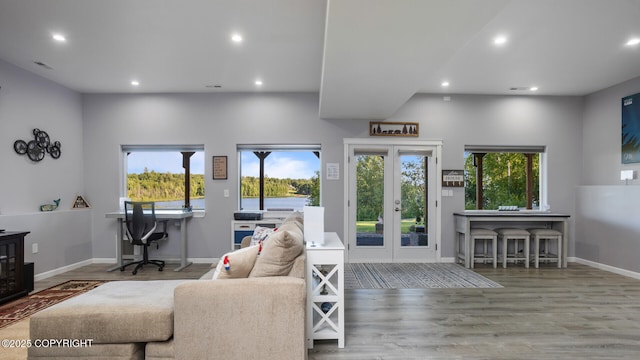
34 61 53 70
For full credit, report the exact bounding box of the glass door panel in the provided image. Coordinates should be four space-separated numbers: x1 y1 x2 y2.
347 142 439 263
399 154 428 248
355 154 385 248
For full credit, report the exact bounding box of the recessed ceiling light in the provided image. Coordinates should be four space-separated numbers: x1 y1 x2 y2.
493 35 507 46
441 81 450 87
255 80 263 86
131 80 140 86
530 86 538 91
231 34 243 43
52 33 66 42
626 38 640 46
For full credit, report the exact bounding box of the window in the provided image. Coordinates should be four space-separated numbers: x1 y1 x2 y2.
238 145 321 211
464 145 545 210
123 145 205 210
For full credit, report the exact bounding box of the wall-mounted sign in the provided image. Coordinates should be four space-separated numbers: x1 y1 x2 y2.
326 163 340 180
442 169 464 187
72 195 91 209
212 156 228 180
370 121 419 137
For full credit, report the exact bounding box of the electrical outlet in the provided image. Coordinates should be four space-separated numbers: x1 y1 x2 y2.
32 243 38 254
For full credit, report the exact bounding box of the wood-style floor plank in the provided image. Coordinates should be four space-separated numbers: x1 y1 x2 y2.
309 263 640 360
28 262 640 359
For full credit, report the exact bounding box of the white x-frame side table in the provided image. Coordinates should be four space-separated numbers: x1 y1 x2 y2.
306 232 345 349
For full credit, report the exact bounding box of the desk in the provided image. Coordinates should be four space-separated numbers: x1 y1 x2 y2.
454 211 570 268
105 210 193 272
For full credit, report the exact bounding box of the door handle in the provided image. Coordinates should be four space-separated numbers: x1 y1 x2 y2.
395 207 401 212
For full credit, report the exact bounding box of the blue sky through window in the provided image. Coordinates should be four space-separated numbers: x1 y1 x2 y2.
240 151 319 179
127 151 319 179
128 152 205 174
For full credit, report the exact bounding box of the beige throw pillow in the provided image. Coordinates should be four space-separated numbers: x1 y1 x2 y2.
249 226 304 277
212 245 260 280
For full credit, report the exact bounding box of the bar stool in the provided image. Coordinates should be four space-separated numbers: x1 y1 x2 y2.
470 228 498 268
456 231 469 267
528 228 562 268
496 228 530 268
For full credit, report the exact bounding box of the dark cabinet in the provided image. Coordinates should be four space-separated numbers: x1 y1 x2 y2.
0 231 29 304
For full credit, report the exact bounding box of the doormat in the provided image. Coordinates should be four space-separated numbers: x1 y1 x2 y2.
0 280 107 329
345 263 502 289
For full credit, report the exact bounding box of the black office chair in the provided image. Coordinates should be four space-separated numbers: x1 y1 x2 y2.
121 201 167 275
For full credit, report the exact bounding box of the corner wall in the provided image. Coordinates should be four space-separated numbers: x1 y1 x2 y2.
0 59 90 275
576 76 640 272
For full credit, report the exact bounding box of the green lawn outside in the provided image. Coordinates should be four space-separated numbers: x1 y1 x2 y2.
356 219 421 233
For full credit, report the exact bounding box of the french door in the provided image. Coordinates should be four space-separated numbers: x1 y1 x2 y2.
344 139 442 263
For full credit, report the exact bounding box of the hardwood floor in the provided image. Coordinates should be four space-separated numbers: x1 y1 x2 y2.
30 262 640 359
32 262 213 292
309 263 640 360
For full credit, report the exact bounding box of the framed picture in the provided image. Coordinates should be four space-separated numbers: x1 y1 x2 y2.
212 156 228 180
370 121 419 137
622 92 640 163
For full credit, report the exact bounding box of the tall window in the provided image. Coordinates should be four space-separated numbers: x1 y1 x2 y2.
238 145 321 211
123 145 205 210
464 146 545 210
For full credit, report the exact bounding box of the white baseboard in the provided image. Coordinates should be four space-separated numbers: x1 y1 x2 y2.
35 256 640 282
34 257 218 281
34 259 94 281
572 257 640 280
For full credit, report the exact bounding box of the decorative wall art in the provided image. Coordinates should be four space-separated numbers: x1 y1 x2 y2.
622 92 640 164
72 195 91 209
212 156 228 180
40 198 60 212
370 121 419 137
14 128 61 162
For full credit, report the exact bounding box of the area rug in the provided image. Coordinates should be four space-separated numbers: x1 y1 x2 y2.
0 280 107 329
344 263 502 289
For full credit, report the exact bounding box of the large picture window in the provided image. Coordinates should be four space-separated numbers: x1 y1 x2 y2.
464 145 545 210
123 145 205 210
238 145 321 211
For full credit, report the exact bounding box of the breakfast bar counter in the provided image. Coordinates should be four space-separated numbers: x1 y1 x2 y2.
454 211 570 268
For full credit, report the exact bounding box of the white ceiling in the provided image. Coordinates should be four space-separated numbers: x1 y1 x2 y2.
0 0 639 120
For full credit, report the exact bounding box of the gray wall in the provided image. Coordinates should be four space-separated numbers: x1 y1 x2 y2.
388 94 584 258
83 92 584 261
576 76 640 272
4 51 637 274
0 59 91 275
82 93 366 261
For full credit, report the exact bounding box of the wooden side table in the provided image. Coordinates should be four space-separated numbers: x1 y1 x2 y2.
306 232 345 349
